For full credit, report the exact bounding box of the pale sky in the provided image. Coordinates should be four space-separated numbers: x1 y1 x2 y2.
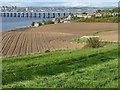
0 0 119 7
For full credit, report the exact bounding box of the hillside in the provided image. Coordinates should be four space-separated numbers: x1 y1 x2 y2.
3 44 118 88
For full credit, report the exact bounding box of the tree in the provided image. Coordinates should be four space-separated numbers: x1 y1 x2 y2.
82 12 87 15
112 7 120 12
44 20 54 25
96 9 102 13
31 22 35 26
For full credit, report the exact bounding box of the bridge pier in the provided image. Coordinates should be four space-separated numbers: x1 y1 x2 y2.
34 13 37 17
39 13 41 18
47 13 50 18
30 13 32 17
64 13 66 17
10 13 13 17
14 13 17 17
58 13 60 17
7 13 9 17
26 13 29 17
18 13 20 17
43 13 45 18
52 13 55 18
3 13 6 17
21 13 24 17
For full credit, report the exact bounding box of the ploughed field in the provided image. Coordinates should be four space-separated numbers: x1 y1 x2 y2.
0 23 118 56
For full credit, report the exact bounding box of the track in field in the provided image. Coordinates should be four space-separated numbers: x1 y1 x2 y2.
0 23 118 57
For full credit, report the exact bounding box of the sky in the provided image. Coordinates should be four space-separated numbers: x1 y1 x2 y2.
0 0 120 7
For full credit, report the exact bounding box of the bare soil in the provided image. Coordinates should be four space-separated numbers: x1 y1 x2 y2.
0 23 118 56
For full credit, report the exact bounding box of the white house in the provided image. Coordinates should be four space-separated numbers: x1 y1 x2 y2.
95 13 103 17
112 12 119 16
34 22 42 27
76 12 95 18
63 20 71 23
52 18 56 22
66 15 72 20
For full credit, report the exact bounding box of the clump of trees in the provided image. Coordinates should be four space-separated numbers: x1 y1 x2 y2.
31 22 35 26
72 16 119 23
96 7 120 13
43 20 54 25
81 12 88 15
112 7 120 12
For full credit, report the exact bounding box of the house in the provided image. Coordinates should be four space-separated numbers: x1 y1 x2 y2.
112 12 119 16
95 13 103 17
87 12 95 17
52 18 56 22
54 20 60 24
76 12 95 18
63 20 71 23
34 22 42 27
66 15 72 20
76 14 86 18
77 14 92 18
52 15 72 24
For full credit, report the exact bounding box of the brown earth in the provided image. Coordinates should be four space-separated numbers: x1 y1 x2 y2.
98 31 118 42
0 23 118 57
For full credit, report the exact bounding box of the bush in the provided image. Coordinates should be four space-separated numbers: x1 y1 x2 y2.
85 37 103 48
37 22 42 26
31 22 35 26
72 16 119 23
44 20 54 25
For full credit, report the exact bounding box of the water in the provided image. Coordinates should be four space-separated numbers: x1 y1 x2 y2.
1 17 53 32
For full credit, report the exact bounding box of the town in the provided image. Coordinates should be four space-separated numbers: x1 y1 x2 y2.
32 7 119 27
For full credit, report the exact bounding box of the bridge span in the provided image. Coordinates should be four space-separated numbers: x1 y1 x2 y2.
0 12 79 18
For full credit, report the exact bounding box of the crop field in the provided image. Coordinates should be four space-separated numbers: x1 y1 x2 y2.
0 23 118 57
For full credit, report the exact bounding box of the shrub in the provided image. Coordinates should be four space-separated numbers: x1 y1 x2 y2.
37 22 42 26
85 37 103 48
31 22 35 26
82 12 87 15
44 20 54 25
45 50 50 53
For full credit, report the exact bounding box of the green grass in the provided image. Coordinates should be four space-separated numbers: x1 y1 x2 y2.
2 45 118 88
71 37 88 44
72 16 119 23
91 30 113 36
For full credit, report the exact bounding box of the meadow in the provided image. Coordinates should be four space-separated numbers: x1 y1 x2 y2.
2 44 118 88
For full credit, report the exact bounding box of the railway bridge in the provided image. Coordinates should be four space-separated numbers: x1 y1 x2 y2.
0 12 78 18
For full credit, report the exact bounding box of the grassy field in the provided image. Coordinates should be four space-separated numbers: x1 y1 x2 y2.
72 16 119 23
2 44 118 88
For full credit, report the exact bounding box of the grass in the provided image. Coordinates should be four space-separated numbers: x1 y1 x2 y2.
72 16 119 23
91 30 113 36
2 44 118 88
71 37 88 44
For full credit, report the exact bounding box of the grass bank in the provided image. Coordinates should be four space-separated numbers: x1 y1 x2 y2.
72 16 119 23
2 44 118 88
